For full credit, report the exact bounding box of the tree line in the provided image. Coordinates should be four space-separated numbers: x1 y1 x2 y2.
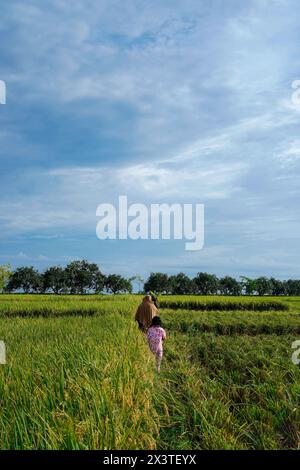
1 262 300 296
144 272 300 296
0 261 132 295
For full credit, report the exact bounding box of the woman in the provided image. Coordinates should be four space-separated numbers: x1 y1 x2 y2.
149 291 159 309
135 295 158 332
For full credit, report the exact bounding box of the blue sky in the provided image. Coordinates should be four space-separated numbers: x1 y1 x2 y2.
0 0 300 280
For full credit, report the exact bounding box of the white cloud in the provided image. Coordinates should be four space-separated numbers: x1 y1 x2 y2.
1 0 300 277
277 140 300 166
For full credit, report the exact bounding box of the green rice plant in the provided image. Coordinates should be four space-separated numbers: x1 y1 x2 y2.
0 294 294 317
161 310 300 335
156 332 300 449
0 295 139 318
160 300 289 312
0 294 299 450
0 315 159 449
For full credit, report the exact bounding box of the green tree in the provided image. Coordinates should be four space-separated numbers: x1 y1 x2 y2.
105 275 132 294
270 278 286 296
144 273 170 294
93 272 106 294
193 272 219 295
43 266 67 294
0 264 12 293
285 279 300 296
6 266 41 293
240 276 257 295
169 273 193 295
65 260 101 294
255 277 273 296
219 276 242 296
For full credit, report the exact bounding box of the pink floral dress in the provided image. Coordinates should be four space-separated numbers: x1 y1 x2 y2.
147 326 166 358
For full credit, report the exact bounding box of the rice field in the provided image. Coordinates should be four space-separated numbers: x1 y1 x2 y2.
0 294 299 449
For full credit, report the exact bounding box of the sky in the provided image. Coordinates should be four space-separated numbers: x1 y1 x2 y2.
0 0 300 281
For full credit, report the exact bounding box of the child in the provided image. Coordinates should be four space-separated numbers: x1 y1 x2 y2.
147 316 166 373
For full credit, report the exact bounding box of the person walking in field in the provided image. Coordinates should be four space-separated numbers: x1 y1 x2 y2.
148 291 159 309
147 316 166 373
135 295 158 332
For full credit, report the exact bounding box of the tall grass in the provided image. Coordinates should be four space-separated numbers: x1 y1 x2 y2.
0 295 138 318
160 300 289 312
0 294 292 317
0 294 299 449
0 315 158 449
162 310 300 335
156 333 300 449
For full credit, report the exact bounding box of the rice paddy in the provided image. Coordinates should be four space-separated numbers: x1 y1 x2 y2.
0 294 299 449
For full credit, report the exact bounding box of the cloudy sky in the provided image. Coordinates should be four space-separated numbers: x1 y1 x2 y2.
0 0 300 280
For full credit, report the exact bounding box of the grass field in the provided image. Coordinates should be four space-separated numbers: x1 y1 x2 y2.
0 294 299 449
